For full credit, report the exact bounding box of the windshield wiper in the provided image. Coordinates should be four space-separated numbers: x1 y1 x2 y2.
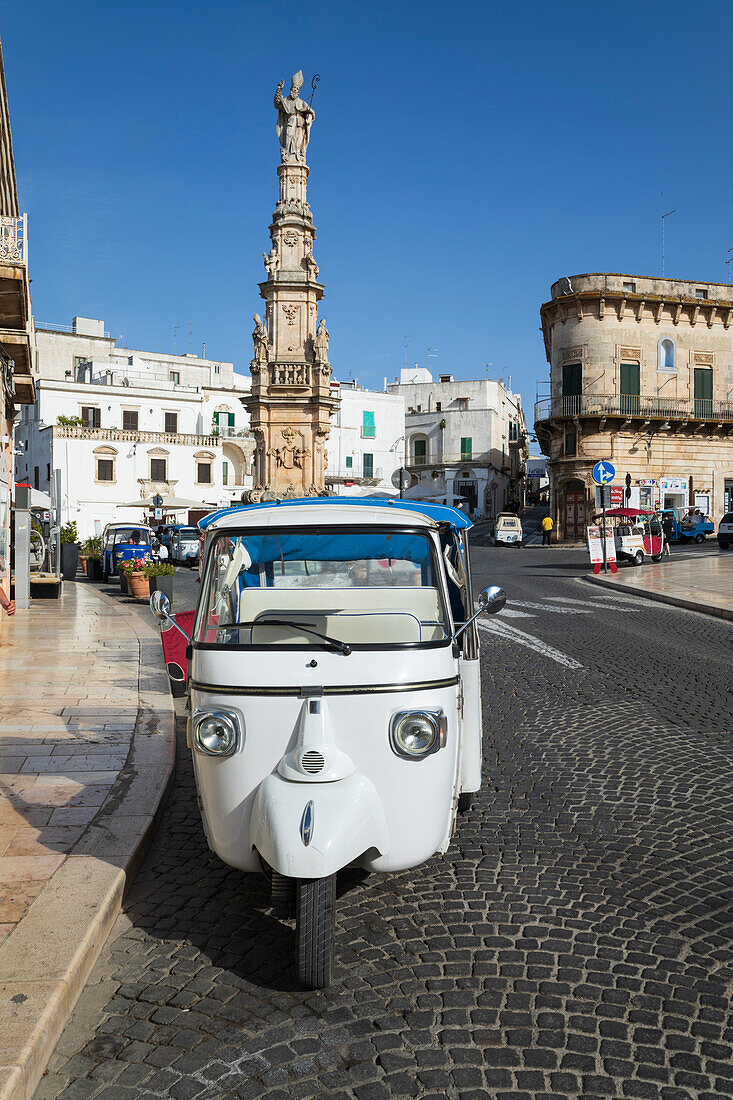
219 619 352 656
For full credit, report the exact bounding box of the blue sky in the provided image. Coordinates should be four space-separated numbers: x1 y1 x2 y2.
3 0 732 420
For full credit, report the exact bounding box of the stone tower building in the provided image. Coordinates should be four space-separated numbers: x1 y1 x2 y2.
535 273 733 539
243 71 338 498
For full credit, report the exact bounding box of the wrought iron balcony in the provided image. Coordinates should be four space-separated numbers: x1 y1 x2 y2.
0 214 27 266
534 393 733 424
406 451 492 467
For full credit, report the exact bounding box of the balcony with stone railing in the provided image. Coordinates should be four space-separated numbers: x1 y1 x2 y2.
52 426 221 447
534 393 733 425
0 213 34 397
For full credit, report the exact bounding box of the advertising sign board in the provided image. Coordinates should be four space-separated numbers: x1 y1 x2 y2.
587 523 618 574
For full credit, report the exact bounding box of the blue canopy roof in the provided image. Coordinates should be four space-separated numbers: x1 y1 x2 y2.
198 497 473 532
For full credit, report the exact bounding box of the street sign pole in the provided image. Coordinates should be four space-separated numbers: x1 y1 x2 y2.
400 467 404 500
601 496 608 573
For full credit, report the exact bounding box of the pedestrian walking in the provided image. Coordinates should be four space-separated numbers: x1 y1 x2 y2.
661 512 673 557
541 514 553 546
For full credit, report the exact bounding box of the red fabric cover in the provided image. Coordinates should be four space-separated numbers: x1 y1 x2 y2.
160 611 195 680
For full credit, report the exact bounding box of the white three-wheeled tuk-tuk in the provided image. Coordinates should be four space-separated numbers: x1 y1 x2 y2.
150 498 505 987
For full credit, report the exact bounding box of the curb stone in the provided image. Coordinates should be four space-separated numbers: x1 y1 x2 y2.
585 571 733 621
0 583 175 1100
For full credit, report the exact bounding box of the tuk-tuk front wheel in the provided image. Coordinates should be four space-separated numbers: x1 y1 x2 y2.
296 875 335 989
694 533 705 544
633 550 644 566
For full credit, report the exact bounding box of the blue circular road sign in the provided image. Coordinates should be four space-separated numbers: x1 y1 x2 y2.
592 460 616 485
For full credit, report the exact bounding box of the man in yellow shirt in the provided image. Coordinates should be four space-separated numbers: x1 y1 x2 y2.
541 514 553 546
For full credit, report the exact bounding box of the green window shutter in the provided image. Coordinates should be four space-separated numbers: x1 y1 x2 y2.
213 411 220 426
694 367 712 418
363 453 374 478
228 413 235 427
619 362 640 415
562 363 582 397
362 410 375 438
345 455 353 469
222 461 228 485
461 437 472 460
414 439 427 464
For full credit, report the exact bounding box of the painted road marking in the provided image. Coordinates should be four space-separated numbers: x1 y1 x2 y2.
478 620 585 670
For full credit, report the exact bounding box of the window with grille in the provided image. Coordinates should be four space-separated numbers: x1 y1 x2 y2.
150 458 167 482
164 412 178 434
197 462 212 484
362 453 374 478
122 410 139 431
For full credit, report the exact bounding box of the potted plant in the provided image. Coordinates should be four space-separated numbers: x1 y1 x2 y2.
121 557 150 599
60 522 80 580
83 536 103 581
145 560 175 603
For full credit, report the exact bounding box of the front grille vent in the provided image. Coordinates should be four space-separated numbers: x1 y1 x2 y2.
300 750 325 774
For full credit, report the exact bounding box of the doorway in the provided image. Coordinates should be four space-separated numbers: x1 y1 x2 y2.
693 367 712 419
563 482 586 539
455 480 478 515
620 362 640 416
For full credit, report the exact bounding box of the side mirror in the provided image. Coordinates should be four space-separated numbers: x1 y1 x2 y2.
478 585 506 616
454 584 507 641
150 590 192 643
150 589 171 621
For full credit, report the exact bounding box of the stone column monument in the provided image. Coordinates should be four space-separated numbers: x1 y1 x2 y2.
242 71 339 499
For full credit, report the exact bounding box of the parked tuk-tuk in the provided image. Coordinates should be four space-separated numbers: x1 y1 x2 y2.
169 525 201 566
594 508 664 565
150 497 505 988
101 522 152 582
493 512 523 547
661 507 714 545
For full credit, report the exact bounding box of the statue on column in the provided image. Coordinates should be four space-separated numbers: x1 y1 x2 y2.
262 243 279 278
252 313 268 371
314 318 329 363
274 71 315 163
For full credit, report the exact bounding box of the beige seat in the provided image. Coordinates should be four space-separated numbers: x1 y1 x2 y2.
236 586 445 644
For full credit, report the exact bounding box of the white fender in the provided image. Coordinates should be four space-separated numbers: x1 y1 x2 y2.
250 772 390 879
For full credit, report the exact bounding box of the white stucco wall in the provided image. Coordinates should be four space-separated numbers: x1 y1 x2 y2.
327 384 404 494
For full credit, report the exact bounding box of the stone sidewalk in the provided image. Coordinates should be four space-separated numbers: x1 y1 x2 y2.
587 551 733 619
0 582 174 1100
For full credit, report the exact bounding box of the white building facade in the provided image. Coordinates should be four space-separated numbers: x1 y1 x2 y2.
16 318 254 537
387 368 528 519
326 381 404 495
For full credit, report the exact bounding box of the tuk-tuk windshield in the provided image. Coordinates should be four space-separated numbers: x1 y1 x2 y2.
196 528 451 648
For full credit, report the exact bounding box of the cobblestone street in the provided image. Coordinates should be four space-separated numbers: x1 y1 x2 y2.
36 550 733 1100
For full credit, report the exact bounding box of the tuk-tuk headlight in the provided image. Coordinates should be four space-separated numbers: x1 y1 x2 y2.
193 711 239 756
390 710 446 760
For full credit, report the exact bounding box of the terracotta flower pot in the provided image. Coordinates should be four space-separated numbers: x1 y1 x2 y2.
126 573 150 599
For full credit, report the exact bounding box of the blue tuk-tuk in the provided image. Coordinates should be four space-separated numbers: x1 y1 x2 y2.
101 522 153 582
661 507 714 544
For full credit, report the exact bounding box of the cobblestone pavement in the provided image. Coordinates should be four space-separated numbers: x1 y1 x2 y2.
35 548 733 1099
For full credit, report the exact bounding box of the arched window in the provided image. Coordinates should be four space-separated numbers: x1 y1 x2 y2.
410 434 429 466
658 338 676 373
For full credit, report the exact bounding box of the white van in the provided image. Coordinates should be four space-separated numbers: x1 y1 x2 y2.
494 513 523 547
